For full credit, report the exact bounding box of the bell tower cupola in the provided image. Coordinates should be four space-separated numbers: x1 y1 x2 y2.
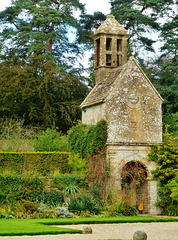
94 14 129 85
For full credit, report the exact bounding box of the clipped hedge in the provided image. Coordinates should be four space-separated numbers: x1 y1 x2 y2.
0 152 71 175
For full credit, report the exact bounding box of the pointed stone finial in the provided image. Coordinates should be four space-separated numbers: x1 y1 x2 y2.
94 14 128 35
106 14 115 19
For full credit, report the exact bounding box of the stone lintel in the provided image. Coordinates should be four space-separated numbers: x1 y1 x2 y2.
93 32 129 38
106 142 163 146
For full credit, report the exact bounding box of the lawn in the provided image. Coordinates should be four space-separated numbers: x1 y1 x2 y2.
0 216 177 236
0 219 82 236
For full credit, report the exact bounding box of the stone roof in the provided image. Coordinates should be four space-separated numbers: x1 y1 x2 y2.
80 57 163 109
80 65 126 108
94 15 128 36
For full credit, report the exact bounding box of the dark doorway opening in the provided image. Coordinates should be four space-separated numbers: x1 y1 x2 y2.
121 161 148 213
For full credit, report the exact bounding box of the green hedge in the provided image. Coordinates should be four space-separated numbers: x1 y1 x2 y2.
0 152 71 175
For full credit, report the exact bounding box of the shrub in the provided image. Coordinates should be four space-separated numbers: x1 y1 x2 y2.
33 128 69 152
55 207 73 218
0 152 71 175
68 121 89 155
149 126 178 215
0 172 65 214
0 205 14 219
104 201 138 217
14 200 38 218
62 184 80 198
42 190 64 207
68 153 87 174
156 185 178 216
86 148 110 201
52 174 87 191
167 174 178 201
34 203 57 219
0 118 35 152
0 173 45 206
35 204 73 219
68 194 100 215
22 200 38 214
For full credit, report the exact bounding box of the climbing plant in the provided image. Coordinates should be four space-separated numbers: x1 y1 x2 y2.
148 126 178 215
121 161 147 187
68 119 107 158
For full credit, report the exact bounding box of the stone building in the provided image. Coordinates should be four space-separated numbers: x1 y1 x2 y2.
80 15 163 214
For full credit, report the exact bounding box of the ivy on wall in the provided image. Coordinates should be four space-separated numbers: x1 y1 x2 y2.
68 119 107 158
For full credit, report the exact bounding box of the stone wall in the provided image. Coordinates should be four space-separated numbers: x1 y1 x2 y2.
106 59 162 144
82 103 106 125
107 144 161 214
81 15 163 215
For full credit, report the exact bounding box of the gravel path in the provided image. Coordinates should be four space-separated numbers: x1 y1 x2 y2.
0 222 177 240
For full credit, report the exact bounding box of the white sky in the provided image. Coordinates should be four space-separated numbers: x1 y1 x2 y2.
0 0 11 11
80 0 111 14
0 0 111 13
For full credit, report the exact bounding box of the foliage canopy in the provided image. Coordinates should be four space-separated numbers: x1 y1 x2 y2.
0 0 88 132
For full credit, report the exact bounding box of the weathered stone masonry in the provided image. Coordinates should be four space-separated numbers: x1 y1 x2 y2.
81 15 163 214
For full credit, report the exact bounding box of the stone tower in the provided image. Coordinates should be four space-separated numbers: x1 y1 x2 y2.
81 15 163 214
94 14 129 84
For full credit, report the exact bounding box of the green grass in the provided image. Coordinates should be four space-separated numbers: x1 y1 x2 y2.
41 216 178 225
0 219 82 236
0 216 177 236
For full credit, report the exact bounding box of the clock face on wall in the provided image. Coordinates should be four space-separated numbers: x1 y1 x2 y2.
126 91 140 108
128 93 139 104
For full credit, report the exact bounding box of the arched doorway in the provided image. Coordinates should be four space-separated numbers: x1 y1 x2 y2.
121 161 148 213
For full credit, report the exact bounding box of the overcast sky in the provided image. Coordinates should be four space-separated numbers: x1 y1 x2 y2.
0 0 111 14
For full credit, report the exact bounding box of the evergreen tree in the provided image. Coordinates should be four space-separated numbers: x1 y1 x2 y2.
110 0 175 56
78 11 106 48
153 10 178 132
0 0 88 131
156 14 178 113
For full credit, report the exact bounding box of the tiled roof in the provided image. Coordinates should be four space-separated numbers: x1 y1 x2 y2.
81 65 125 108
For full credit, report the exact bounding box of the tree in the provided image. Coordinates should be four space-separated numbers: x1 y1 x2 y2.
0 0 88 131
110 0 175 57
153 11 178 132
78 11 106 48
156 14 178 112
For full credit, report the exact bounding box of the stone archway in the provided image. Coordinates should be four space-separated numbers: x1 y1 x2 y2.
121 161 149 213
